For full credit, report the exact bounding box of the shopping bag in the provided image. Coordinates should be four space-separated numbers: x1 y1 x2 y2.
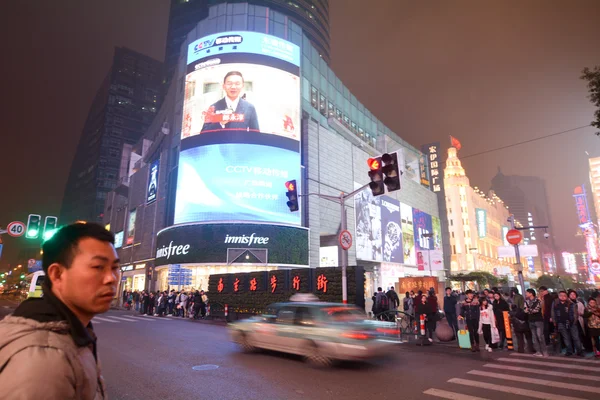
458 319 471 349
491 326 500 344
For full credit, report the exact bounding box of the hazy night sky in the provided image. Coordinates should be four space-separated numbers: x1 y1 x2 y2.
1 0 599 267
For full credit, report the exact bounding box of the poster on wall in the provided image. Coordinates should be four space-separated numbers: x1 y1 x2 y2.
401 203 415 266
354 188 382 262
126 209 136 245
413 208 433 251
432 216 442 250
176 31 301 226
381 197 403 264
146 159 159 204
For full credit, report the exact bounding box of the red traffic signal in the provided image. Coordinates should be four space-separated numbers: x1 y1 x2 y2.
285 180 299 212
367 158 381 171
285 181 296 191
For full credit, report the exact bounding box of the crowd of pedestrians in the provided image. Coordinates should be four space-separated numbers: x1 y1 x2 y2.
121 289 209 319
375 284 600 357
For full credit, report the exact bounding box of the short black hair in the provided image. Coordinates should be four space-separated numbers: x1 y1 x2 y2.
223 71 244 83
567 289 577 297
445 287 452 291
42 223 114 276
526 288 537 297
511 287 520 294
558 290 567 295
465 290 473 295
377 287 382 291
539 286 548 291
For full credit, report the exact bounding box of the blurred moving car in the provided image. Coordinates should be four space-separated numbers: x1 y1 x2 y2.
229 295 397 366
25 271 45 299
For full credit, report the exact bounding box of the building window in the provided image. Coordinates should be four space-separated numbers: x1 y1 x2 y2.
310 86 318 109
335 108 342 121
327 101 334 117
319 94 326 116
450 219 453 226
452 245 456 254
451 232 455 238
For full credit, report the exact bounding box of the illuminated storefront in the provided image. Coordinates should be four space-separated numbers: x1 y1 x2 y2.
119 263 147 293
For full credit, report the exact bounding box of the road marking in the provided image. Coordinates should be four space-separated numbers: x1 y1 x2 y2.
126 316 157 321
448 378 585 400
467 370 600 394
510 352 600 364
93 317 119 323
496 357 600 372
113 315 142 321
107 316 137 322
484 363 599 381
423 388 488 400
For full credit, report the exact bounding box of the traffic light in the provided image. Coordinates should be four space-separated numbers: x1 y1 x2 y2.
26 214 42 239
20 274 25 280
381 152 401 192
285 180 299 212
367 157 384 196
43 216 58 240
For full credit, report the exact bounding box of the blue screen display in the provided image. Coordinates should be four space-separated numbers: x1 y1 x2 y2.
175 143 301 225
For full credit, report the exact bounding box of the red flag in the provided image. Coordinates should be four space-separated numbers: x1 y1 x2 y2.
450 135 462 151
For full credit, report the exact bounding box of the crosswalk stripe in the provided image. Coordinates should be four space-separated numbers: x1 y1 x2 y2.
510 352 600 364
448 378 586 400
423 388 488 400
93 317 119 323
497 357 600 372
484 363 599 382
115 316 143 321
127 316 157 321
107 316 137 322
467 370 600 394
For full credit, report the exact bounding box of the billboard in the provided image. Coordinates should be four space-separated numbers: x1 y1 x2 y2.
573 185 591 228
421 142 443 193
126 209 136 245
401 203 416 266
147 159 159 204
413 208 434 251
432 216 442 250
476 208 487 238
176 31 301 226
354 187 403 264
114 231 124 249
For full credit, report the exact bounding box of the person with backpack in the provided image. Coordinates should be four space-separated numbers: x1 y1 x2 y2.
375 287 389 320
386 287 400 311
403 291 414 316
510 304 535 353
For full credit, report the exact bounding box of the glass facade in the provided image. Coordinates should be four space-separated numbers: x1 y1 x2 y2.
190 3 427 178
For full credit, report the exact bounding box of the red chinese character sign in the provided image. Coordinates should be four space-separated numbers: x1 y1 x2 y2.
249 278 258 291
217 278 224 293
317 274 328 293
573 185 591 227
292 275 301 291
270 275 277 293
233 278 240 292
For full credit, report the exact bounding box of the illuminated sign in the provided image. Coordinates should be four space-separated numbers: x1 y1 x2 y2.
476 208 487 238
502 226 509 246
414 208 434 251
419 152 430 188
126 209 136 245
562 252 577 274
177 31 301 226
354 184 404 263
114 231 124 249
316 274 328 293
421 143 442 193
155 223 309 267
146 159 159 204
573 185 591 228
121 265 134 272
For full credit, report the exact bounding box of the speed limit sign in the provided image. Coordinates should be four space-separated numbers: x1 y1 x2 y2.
7 221 26 237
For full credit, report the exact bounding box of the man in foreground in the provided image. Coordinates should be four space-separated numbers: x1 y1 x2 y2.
0 223 119 399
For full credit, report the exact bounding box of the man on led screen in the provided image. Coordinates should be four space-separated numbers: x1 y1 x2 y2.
201 71 260 133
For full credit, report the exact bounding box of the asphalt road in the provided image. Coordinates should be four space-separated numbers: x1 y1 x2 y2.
2 302 600 400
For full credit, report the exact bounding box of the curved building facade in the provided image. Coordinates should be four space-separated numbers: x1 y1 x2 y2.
105 1 441 308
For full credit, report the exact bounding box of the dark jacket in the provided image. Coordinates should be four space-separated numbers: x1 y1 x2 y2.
510 308 530 333
201 98 260 132
542 293 553 321
524 298 544 322
551 299 576 325
460 297 480 321
386 289 400 308
416 302 436 329
444 294 458 314
493 298 510 327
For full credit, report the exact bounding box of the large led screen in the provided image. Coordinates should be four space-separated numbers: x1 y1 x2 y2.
176 32 301 225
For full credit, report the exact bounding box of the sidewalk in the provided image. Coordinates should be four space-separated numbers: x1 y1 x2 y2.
110 306 228 326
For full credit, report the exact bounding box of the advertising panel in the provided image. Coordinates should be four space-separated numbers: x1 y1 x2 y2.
146 159 159 204
432 216 442 250
476 208 487 238
354 186 402 263
155 223 309 267
502 226 509 246
401 203 415 266
421 143 442 193
176 31 301 226
413 208 434 251
126 209 136 245
573 185 591 228
114 231 124 249
354 188 382 262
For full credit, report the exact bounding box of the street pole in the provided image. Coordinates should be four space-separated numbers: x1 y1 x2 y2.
509 215 526 292
303 183 369 305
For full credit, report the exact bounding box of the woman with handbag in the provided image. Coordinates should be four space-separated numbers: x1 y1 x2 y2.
493 292 510 349
478 298 497 352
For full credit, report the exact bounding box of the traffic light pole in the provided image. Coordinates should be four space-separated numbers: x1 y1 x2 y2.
508 215 548 292
304 183 369 304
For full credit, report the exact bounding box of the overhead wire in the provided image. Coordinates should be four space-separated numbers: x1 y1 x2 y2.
460 124 593 159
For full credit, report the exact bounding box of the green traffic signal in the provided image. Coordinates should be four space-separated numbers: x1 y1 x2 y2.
20 274 25 279
26 214 42 239
43 229 57 241
27 229 39 238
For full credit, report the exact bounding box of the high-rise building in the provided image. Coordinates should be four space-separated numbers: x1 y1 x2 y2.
589 157 600 226
165 0 330 82
490 169 560 273
60 47 163 224
444 147 517 278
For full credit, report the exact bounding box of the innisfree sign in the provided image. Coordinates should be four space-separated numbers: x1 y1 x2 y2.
155 222 309 267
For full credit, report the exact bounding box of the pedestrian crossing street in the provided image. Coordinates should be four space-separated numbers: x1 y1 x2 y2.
92 313 177 324
423 352 600 400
